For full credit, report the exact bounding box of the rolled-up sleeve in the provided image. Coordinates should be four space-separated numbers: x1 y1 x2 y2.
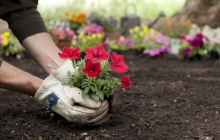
0 0 48 43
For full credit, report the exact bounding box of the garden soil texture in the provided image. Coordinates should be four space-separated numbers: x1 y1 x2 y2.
1 51 220 140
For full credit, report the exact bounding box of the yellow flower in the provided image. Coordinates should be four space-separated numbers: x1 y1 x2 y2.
141 23 147 28
133 35 138 39
87 36 91 40
143 26 149 33
139 32 144 38
5 51 9 57
2 39 8 46
120 36 125 40
82 38 87 43
97 33 103 39
13 47 18 52
129 29 134 34
91 34 96 39
78 33 84 39
134 26 140 32
72 40 77 46
149 28 155 34
3 32 10 37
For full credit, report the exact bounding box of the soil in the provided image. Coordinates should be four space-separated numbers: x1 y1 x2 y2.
1 51 220 140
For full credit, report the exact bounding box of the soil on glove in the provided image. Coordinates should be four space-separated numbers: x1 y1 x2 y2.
1 51 220 140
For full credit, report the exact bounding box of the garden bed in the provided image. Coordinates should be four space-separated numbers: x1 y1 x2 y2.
1 51 220 139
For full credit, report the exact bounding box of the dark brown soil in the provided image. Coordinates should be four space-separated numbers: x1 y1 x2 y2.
1 52 220 140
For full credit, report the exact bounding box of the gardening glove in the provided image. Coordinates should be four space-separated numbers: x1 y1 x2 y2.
53 59 76 82
53 59 116 111
34 75 109 125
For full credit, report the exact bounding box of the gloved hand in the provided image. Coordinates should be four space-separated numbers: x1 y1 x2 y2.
53 60 116 108
34 75 109 125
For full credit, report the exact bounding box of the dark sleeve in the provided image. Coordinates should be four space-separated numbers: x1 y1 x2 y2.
0 0 48 43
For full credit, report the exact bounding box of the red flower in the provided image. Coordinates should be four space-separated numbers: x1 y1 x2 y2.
110 52 128 73
85 44 109 63
58 47 80 59
121 75 132 89
82 60 102 78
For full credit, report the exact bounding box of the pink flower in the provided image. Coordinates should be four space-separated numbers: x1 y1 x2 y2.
84 24 103 34
67 29 75 37
59 30 65 40
183 47 191 55
51 29 58 36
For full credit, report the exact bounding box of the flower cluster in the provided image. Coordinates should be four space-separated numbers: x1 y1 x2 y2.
129 24 157 51
88 13 119 32
65 11 87 30
58 44 131 101
46 19 75 43
179 33 209 58
155 17 193 38
107 36 133 52
71 32 104 52
83 23 104 35
142 33 171 57
0 32 26 59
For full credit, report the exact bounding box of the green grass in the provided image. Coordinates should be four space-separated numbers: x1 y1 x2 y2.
38 0 186 21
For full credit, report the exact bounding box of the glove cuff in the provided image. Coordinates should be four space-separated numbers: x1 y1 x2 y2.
52 59 74 82
34 75 60 107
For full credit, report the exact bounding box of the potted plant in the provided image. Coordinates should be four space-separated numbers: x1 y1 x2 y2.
107 36 133 54
179 33 209 60
65 11 87 31
129 24 157 54
58 44 132 101
88 13 121 49
142 33 171 58
0 32 26 59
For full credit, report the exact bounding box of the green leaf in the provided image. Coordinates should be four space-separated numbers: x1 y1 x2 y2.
90 86 96 92
90 93 100 101
97 91 104 101
82 87 90 99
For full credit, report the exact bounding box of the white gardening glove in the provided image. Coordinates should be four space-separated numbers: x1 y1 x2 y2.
34 75 109 125
53 59 75 82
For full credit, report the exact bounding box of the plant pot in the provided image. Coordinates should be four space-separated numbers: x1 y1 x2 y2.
103 31 122 51
56 40 71 49
209 51 219 60
152 53 164 59
185 54 202 61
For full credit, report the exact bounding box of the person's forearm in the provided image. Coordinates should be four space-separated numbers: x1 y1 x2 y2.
22 32 65 74
0 60 43 96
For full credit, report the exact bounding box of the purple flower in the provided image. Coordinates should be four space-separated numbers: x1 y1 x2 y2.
189 33 204 48
84 24 103 34
117 38 133 46
160 45 170 52
149 48 160 56
143 49 149 54
163 40 169 46
183 47 191 55
179 34 193 43
155 33 163 43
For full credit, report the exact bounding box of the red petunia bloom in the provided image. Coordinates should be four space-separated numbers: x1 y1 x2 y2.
121 75 132 89
85 44 109 63
58 47 80 59
82 60 102 78
110 52 128 73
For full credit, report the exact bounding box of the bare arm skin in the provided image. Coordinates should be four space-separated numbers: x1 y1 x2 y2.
0 60 43 96
22 32 65 75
